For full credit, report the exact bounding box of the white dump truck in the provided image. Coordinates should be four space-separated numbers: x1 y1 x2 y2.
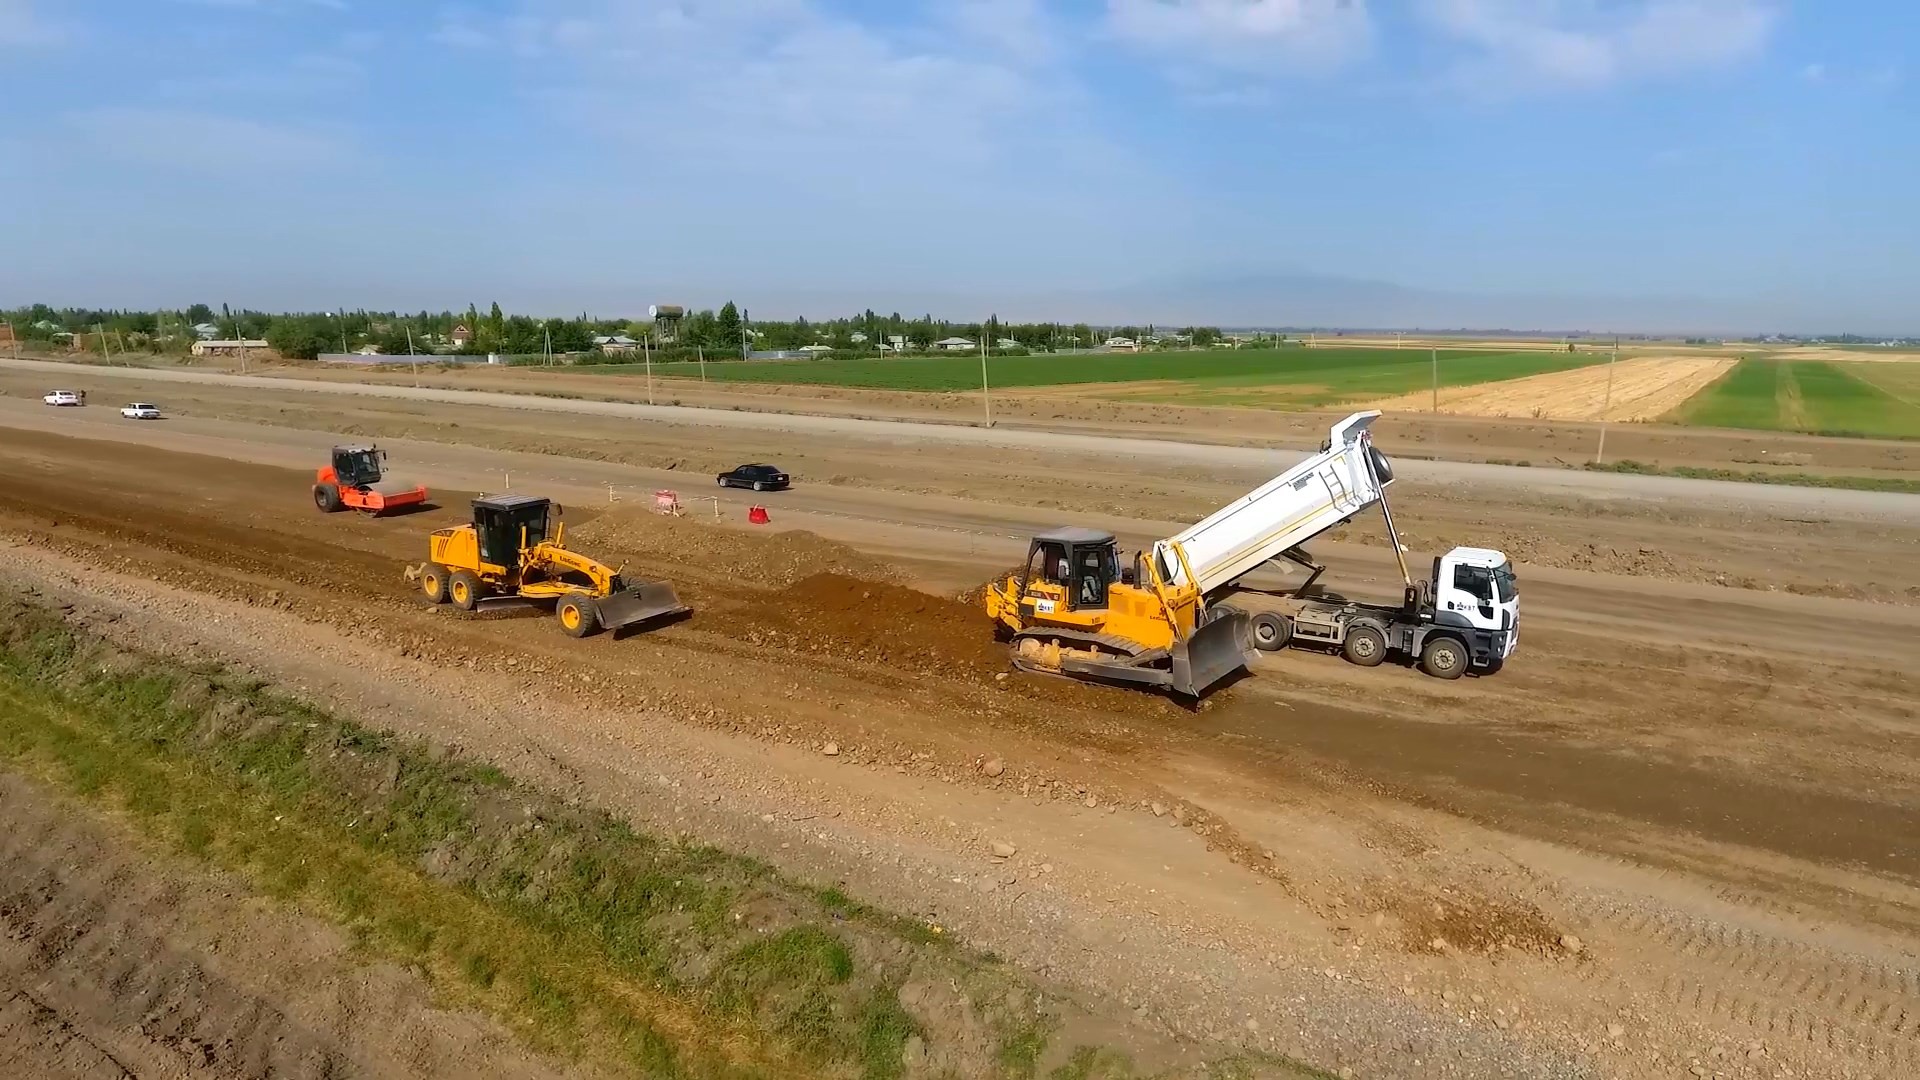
1163 410 1520 679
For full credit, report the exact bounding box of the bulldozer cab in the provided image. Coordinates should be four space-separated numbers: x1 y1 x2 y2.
473 494 551 571
1021 528 1118 612
332 445 385 488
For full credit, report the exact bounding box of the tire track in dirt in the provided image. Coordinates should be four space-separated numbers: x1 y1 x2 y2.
1538 881 1920 1070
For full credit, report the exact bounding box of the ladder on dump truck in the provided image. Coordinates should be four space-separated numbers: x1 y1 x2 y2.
1152 411 1392 596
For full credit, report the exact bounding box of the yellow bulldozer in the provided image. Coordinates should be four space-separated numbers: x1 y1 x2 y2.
984 527 1253 698
410 494 687 637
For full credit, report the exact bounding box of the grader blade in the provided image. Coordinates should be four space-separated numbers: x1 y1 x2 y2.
595 580 689 631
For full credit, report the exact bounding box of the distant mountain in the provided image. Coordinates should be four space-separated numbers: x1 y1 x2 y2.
732 271 1906 339
1052 272 1784 338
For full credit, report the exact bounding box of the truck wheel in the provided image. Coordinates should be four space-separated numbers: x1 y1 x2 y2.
1420 636 1468 680
448 571 484 611
313 483 341 513
558 596 600 638
419 564 449 604
1250 612 1291 652
1342 624 1387 667
1204 603 1240 626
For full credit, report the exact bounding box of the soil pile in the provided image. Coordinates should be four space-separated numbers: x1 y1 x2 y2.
730 573 1006 678
568 509 899 588
955 565 1024 607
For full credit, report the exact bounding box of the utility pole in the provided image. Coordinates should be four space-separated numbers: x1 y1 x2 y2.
544 326 552 367
338 308 349 355
1431 347 1439 412
698 345 706 384
643 332 654 404
740 307 750 362
1595 337 1619 465
980 331 992 427
407 327 418 384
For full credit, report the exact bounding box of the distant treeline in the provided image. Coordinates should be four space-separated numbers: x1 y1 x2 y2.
3 301 1227 361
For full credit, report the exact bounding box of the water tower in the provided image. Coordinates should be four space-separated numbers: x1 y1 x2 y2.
649 304 685 344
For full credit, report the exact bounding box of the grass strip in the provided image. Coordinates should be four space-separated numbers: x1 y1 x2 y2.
1581 460 1920 495
0 596 1327 1079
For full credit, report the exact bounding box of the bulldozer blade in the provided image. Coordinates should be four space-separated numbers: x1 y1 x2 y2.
595 581 689 631
1170 610 1255 697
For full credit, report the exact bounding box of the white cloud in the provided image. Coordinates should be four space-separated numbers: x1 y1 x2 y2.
1418 0 1778 90
172 0 348 10
0 0 67 47
1106 0 1374 72
942 0 1058 64
430 0 1187 291
156 51 366 103
453 1 1089 172
70 107 350 172
1799 62 1825 83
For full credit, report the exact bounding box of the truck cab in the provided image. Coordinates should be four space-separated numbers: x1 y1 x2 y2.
1282 547 1517 679
1431 547 1518 651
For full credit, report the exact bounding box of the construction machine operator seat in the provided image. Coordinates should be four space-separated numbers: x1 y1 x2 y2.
1025 527 1119 612
332 446 384 489
472 494 551 572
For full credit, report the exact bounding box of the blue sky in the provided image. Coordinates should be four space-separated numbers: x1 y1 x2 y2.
1 1 1913 331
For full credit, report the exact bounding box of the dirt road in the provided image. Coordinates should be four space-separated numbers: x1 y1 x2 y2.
10 357 1918 519
0 383 1916 1078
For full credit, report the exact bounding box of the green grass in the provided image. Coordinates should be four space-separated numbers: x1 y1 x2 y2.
1583 459 1920 494
1670 359 1920 438
591 346 1594 404
0 597 1329 1080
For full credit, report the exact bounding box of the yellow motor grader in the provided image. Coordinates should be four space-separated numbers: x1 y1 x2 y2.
410 494 687 637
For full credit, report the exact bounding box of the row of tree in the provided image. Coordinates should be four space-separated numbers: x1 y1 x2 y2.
2 301 1227 361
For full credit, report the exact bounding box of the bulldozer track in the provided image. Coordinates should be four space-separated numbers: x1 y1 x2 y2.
1550 886 1920 1063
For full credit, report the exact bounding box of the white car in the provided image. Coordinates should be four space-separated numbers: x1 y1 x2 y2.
120 402 162 420
43 390 81 406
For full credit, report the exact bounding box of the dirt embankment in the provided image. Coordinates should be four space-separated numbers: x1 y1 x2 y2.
569 508 901 588
716 573 1010 678
0 769 578 1080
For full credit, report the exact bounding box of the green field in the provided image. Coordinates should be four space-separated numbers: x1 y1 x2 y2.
1670 359 1920 438
607 346 1597 407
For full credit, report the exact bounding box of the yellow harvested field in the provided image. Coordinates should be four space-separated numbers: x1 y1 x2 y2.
1359 355 1739 422
1772 346 1920 363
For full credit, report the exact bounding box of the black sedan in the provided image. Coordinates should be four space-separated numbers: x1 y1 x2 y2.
717 463 790 491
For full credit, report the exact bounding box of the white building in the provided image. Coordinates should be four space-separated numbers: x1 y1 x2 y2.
191 339 269 357
1103 337 1139 352
592 334 639 354
934 337 976 351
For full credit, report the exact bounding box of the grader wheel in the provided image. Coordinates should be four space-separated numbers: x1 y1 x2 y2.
418 564 448 604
